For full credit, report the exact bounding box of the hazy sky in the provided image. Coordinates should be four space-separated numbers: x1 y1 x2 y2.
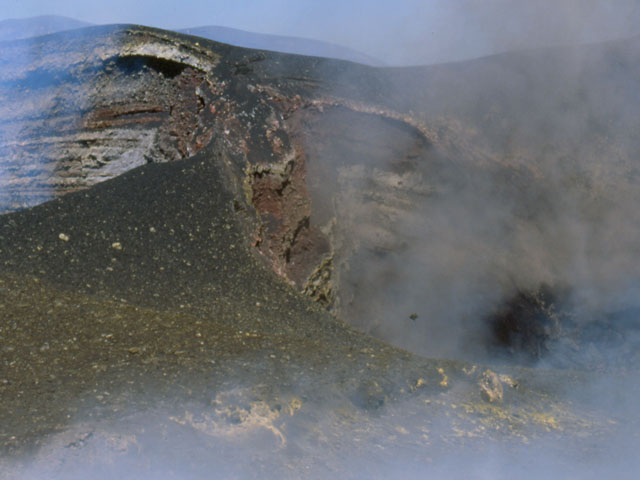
2 0 640 65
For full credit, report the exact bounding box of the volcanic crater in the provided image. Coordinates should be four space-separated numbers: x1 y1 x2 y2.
1 24 640 478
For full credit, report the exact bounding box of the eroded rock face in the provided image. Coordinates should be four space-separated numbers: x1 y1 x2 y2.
0 27 220 211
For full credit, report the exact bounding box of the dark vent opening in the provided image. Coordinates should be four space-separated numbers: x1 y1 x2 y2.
114 55 188 78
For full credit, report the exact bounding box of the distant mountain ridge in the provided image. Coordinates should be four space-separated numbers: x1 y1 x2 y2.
177 25 383 65
0 14 91 41
0 15 382 65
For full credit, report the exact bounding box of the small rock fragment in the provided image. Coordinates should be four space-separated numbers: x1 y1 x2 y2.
479 369 503 403
437 367 448 388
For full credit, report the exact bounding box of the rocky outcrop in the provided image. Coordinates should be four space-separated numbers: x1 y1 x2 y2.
0 26 220 211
